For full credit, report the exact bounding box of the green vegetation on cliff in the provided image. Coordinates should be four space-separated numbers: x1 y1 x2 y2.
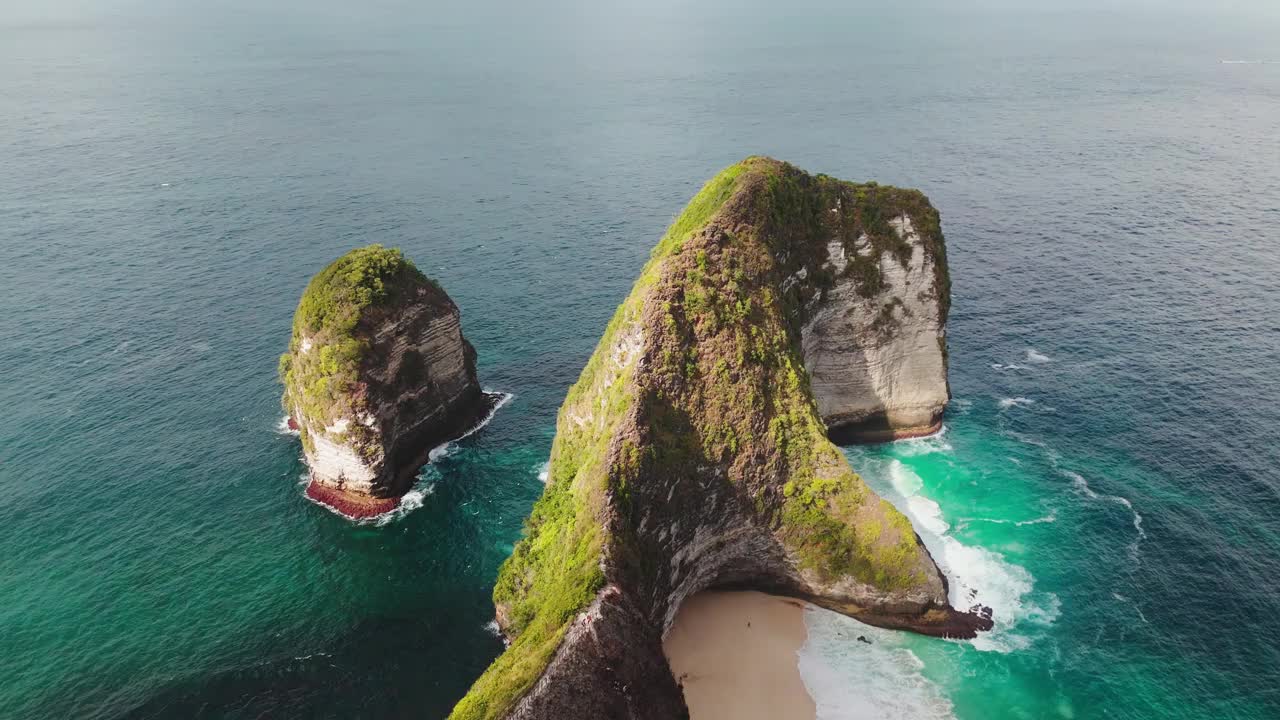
451 158 948 720
449 165 748 720
278 244 435 450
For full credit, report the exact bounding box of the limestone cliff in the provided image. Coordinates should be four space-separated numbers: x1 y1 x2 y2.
450 158 985 720
802 206 950 442
279 245 495 518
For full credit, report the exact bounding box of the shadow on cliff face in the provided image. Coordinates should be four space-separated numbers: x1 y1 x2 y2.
613 393 798 632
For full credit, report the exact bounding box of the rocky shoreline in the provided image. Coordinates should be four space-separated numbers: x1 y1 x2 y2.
297 390 506 520
827 416 945 445
304 480 399 519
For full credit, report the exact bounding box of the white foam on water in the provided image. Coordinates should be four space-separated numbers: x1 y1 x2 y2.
292 651 332 661
428 390 514 461
798 605 955 720
1026 349 1051 363
1002 429 1050 451
363 391 513 525
894 425 952 455
998 397 1035 410
317 482 437 527
966 510 1058 527
294 392 514 526
427 442 455 462
878 458 1058 653
1016 511 1057 526
1111 593 1150 624
1063 469 1144 537
484 619 512 647
459 390 513 441
277 416 300 436
1062 469 1145 560
991 363 1030 371
1003 429 1147 560
536 461 550 485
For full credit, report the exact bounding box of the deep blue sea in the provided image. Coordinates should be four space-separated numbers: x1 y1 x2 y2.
3 1 1279 718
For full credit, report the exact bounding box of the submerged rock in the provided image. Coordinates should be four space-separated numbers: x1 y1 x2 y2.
450 158 986 720
279 244 495 518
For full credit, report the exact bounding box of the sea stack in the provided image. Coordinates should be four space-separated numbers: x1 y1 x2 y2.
279 244 495 518
450 158 986 720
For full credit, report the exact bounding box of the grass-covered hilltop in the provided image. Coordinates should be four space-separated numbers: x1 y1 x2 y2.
279 245 494 517
451 158 987 720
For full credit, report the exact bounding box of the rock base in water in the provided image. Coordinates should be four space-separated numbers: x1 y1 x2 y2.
826 415 944 445
305 480 399 519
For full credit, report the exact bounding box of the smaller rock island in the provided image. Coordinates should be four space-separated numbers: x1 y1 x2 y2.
279 244 497 518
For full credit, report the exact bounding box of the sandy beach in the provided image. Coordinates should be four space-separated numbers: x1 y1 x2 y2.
663 591 816 720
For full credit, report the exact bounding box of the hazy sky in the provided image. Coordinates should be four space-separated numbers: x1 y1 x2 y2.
5 0 1280 25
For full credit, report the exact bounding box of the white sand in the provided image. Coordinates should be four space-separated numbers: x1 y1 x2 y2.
663 591 816 720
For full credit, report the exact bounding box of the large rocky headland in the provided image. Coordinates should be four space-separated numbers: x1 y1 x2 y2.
450 157 989 720
279 244 499 519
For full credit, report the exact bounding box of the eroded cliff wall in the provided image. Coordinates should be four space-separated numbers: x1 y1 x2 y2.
800 212 950 442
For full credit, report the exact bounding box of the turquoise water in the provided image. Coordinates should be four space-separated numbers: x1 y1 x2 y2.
2 1 1279 718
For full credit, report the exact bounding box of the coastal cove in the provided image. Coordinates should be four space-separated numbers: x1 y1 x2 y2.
3 1 1280 719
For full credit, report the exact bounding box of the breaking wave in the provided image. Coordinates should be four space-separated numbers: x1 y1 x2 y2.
893 425 952 456
276 416 300 436
799 606 954 720
873 457 1059 653
430 391 514 461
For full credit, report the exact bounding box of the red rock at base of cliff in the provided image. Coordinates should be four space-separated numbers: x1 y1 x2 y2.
305 480 398 519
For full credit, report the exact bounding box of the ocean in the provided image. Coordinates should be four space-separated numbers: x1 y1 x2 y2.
2 1 1279 718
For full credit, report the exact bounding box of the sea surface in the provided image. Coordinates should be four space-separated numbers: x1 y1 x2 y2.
3 1 1279 718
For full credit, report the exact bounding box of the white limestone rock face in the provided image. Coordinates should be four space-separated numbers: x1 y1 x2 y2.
301 298 492 500
800 214 949 442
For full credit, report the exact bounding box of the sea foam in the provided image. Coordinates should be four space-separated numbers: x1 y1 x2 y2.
799 605 954 720
293 390 513 525
428 390 514 462
277 416 300 436
875 457 1058 652
1062 469 1146 559
999 397 1035 410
